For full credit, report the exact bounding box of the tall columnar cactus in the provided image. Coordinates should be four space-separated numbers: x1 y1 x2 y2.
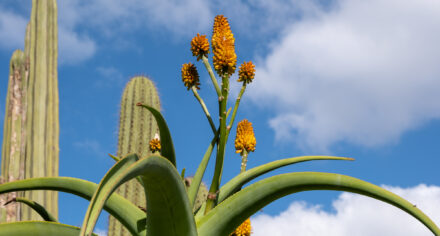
0 50 28 222
0 0 59 221
108 76 161 236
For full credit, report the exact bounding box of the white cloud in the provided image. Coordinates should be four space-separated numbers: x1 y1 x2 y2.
0 3 96 64
252 184 440 236
0 6 27 50
58 27 96 65
249 0 440 151
94 228 107 236
58 0 212 38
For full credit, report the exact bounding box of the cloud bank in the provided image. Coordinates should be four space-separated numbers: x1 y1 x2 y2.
249 0 440 150
252 184 440 235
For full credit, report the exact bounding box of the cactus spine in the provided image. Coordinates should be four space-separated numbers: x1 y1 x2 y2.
0 0 59 221
108 76 161 236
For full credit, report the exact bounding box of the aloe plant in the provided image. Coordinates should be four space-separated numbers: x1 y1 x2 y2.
0 0 59 222
108 76 161 236
0 14 438 236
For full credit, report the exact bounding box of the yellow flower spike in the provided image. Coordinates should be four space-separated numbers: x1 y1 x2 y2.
230 218 252 236
181 63 201 90
149 133 161 153
212 15 237 76
238 61 256 84
235 119 256 154
191 33 210 61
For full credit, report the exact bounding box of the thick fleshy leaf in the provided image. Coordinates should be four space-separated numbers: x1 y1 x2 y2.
0 177 144 235
197 172 440 236
0 221 96 236
5 197 57 222
82 155 197 236
218 156 353 202
81 153 140 235
187 132 218 209
137 103 176 166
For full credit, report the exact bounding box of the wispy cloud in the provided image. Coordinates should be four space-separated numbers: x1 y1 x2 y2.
253 184 440 235
95 66 124 87
58 0 212 39
73 139 106 157
0 3 96 64
58 27 96 65
0 6 27 50
249 0 440 151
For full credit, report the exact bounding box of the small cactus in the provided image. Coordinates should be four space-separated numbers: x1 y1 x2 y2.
108 76 161 236
184 177 209 212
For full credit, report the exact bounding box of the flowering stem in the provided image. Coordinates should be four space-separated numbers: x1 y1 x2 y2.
192 87 217 134
202 55 222 97
240 150 248 173
226 83 247 137
205 73 229 214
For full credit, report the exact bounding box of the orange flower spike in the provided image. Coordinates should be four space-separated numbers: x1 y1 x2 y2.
230 218 252 236
181 63 201 90
235 119 256 154
238 61 256 84
191 33 210 60
212 15 237 76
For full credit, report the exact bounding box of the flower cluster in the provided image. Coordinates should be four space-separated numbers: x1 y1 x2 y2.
238 61 255 84
181 63 200 90
149 135 161 153
212 15 237 76
191 33 210 61
230 218 251 236
235 119 256 154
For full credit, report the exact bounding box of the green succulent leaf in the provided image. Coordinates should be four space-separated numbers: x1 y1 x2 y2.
197 172 440 236
137 103 176 166
0 177 144 236
0 221 97 236
187 131 218 209
81 155 197 236
81 153 140 236
218 155 354 203
4 197 57 222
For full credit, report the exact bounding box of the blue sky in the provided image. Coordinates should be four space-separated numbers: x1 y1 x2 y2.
0 0 440 235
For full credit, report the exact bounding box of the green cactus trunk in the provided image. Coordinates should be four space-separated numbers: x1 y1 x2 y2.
0 0 59 221
0 50 28 222
108 76 161 236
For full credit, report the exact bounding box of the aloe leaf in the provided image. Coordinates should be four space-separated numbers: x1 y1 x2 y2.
82 155 197 236
0 221 97 236
197 172 440 236
81 153 140 235
187 131 218 208
218 156 353 202
137 103 176 166
0 177 144 236
4 197 57 222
